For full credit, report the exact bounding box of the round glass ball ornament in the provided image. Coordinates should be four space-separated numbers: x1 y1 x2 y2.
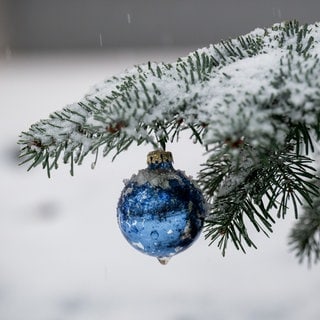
117 150 207 264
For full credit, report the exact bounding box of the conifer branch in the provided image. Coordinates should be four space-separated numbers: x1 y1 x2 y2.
289 177 320 265
199 143 318 255
18 20 320 263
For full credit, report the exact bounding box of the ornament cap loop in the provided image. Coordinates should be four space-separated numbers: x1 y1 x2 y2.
147 150 173 164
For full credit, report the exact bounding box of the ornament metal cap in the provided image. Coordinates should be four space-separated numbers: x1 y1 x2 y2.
147 150 173 164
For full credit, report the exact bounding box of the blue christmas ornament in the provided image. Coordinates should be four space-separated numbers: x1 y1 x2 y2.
117 150 207 264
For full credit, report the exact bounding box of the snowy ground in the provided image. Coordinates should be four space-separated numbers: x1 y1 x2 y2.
0 49 319 320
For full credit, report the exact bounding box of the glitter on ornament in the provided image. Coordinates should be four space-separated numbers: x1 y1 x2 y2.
117 150 207 264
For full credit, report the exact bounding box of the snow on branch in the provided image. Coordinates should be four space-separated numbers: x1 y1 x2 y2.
18 20 320 176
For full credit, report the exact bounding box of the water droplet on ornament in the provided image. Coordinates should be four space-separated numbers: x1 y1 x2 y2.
157 257 171 265
150 230 159 240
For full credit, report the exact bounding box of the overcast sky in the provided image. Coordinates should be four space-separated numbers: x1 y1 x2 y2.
1 0 320 52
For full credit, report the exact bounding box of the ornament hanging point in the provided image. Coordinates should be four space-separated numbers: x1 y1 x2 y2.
157 257 171 265
147 149 173 164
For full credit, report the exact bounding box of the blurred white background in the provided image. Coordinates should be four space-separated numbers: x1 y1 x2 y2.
1 1 320 319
